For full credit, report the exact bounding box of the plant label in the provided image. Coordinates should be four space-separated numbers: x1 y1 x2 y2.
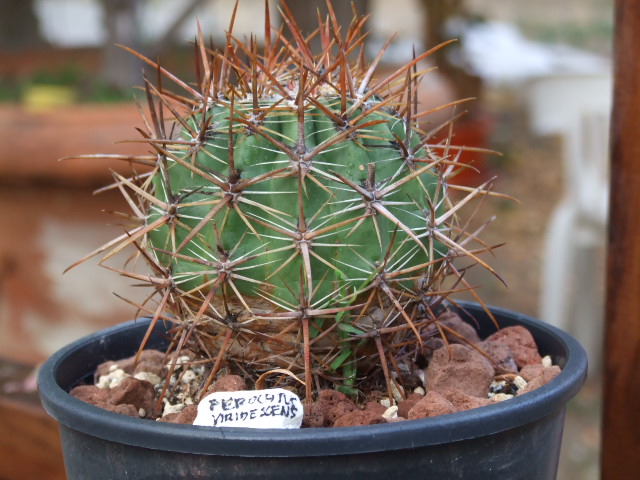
194 388 303 429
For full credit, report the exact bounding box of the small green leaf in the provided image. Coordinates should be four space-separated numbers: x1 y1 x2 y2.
330 348 352 371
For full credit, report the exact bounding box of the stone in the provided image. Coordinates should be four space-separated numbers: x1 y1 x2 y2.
109 377 156 416
194 388 303 429
364 401 388 416
484 326 542 367
517 366 562 395
134 371 161 385
440 388 492 411
513 376 527 390
172 404 198 424
439 311 482 344
426 344 495 397
491 393 514 402
302 403 324 428
407 391 457 419
316 390 356 427
478 341 518 375
382 406 398 420
327 402 356 426
518 364 546 382
333 410 386 427
397 392 424 419
96 367 130 389
95 349 167 379
163 402 185 417
209 375 247 393
108 403 140 417
70 384 110 405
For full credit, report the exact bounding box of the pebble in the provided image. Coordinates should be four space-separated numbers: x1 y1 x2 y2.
382 406 398 420
194 388 303 429
542 355 553 367
163 402 185 417
491 393 514 402
514 375 527 390
134 371 161 385
390 382 404 404
96 368 130 389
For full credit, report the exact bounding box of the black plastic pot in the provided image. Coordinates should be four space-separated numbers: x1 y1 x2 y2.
38 303 587 479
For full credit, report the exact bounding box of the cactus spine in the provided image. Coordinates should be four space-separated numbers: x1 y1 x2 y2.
74 1 502 402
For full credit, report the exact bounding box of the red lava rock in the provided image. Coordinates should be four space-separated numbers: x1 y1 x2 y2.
316 390 356 427
440 387 492 411
407 391 457 419
333 410 386 427
109 377 157 416
478 341 519 375
328 402 356 426
398 399 420 419
131 350 167 376
71 377 157 418
108 403 140 417
439 312 482 344
70 384 142 418
424 338 446 360
302 403 325 428
95 349 167 379
517 366 561 395
518 364 546 382
172 404 198 424
406 392 426 402
484 326 542 368
364 401 388 416
397 392 425 419
210 375 247 393
426 344 495 397
70 384 110 406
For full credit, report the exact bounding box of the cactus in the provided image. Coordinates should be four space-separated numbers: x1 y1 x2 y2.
69 1 503 403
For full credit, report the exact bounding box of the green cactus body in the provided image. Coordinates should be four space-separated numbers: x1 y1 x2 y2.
150 99 440 309
81 2 500 401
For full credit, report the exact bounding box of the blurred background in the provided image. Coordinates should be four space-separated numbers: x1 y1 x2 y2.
0 0 612 478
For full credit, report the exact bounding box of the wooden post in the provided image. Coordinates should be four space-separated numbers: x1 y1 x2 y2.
602 1 640 478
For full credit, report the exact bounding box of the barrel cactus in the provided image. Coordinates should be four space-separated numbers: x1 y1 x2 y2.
71 1 502 403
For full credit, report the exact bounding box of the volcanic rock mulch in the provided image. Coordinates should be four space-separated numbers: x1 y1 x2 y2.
70 313 561 427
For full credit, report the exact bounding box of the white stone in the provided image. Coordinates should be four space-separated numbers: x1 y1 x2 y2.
163 402 185 417
194 388 303 429
413 386 426 396
513 375 528 390
379 397 392 408
96 368 130 389
181 369 198 384
390 382 404 404
542 355 553 367
382 406 398 420
134 371 161 386
491 393 514 402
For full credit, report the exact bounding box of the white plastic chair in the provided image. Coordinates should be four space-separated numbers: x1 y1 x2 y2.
527 74 612 373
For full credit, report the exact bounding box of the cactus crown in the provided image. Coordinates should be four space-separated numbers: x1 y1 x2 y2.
72 1 504 403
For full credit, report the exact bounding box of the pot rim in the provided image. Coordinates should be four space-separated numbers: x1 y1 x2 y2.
37 302 587 457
